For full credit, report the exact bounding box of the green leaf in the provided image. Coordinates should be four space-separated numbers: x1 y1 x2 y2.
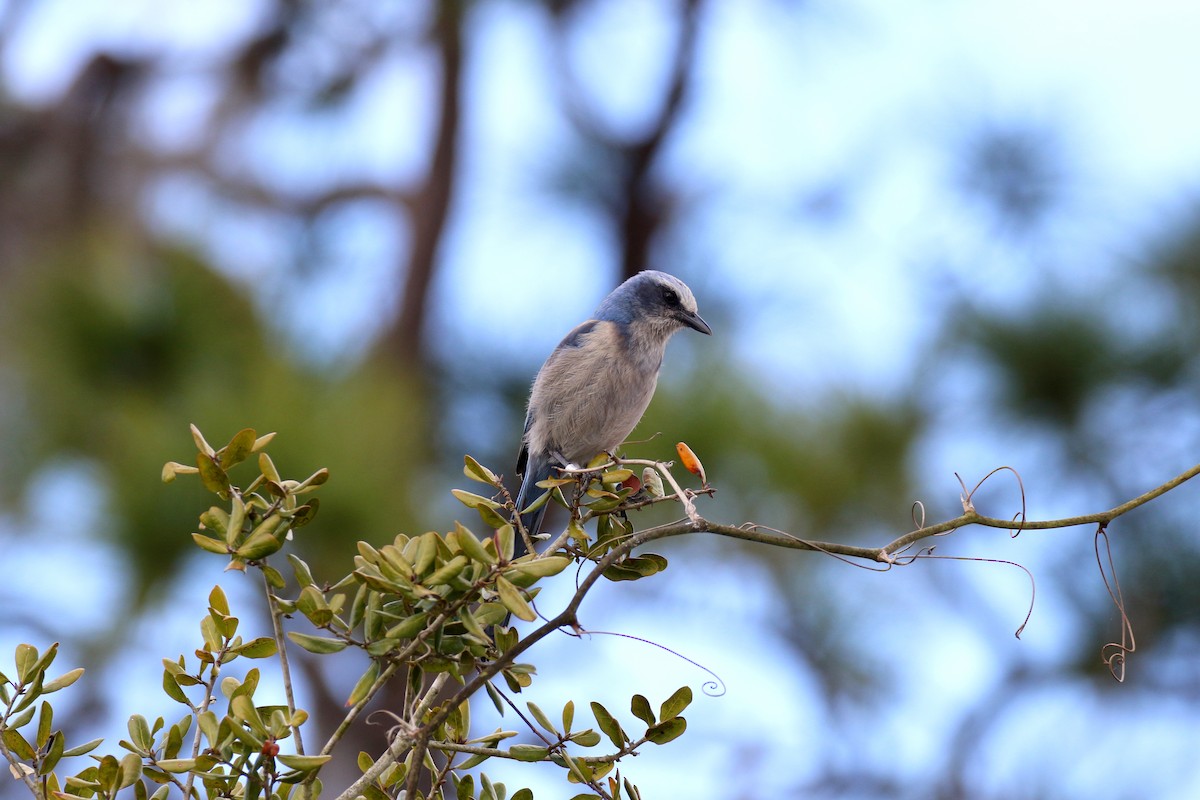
477 504 509 529
286 632 348 655
225 496 247 546
42 667 84 694
508 744 549 762
463 455 500 485
452 522 495 565
287 554 315 588
197 711 219 747
161 461 199 483
496 524 515 561
495 576 536 622
630 694 655 727
2 728 34 760
162 670 189 704
504 556 571 587
258 451 282 484
526 702 557 736
458 607 490 643
128 714 153 753
118 753 143 788
345 660 380 708
35 703 52 748
62 738 104 758
299 468 330 489
384 612 428 641
208 585 230 617
486 682 506 716
275 754 331 772
236 516 285 560
190 423 216 457
590 702 626 748
40 730 65 774
219 428 257 470
262 564 287 590
196 453 229 495
659 686 692 721
455 774 477 798
600 468 634 485
232 638 278 659
296 585 332 626
154 758 197 774
414 532 439 576
423 555 470 587
290 500 320 528
6 703 35 730
451 489 503 511
518 488 552 517
15 643 39 683
602 563 649 582
231 695 267 737
645 716 687 745
512 790 534 800
562 700 575 733
569 729 601 747
191 533 229 555
627 555 666 576
97 754 121 795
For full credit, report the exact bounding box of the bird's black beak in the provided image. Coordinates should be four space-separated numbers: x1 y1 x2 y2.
678 310 712 335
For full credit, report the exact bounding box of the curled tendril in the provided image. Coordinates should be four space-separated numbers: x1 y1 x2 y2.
564 628 727 697
742 522 896 572
955 466 1028 537
911 500 926 530
909 549 1037 639
1095 525 1135 682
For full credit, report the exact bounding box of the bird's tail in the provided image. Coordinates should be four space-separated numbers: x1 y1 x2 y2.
514 456 554 558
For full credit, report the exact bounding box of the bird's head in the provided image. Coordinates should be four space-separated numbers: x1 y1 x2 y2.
596 270 712 336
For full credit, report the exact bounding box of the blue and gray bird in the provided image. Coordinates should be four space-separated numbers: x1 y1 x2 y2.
514 270 711 542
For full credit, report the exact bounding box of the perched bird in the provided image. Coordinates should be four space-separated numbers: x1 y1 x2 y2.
514 270 711 544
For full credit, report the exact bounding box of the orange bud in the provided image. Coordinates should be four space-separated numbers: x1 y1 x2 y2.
621 474 642 492
675 441 706 483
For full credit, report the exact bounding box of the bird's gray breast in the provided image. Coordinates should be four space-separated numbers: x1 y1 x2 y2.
527 321 663 464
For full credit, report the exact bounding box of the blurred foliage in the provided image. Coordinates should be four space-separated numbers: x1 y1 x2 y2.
0 239 429 596
1 427 713 800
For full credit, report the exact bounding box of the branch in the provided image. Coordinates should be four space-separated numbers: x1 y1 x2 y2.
0 736 42 799
261 568 303 755
419 460 1200 746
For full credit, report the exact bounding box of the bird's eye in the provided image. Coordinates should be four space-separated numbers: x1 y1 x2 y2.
662 288 680 306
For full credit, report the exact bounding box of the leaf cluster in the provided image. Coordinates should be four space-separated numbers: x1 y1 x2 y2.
1 427 711 800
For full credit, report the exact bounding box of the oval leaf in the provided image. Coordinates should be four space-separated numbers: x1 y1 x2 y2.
630 694 655 727
495 576 536 622
659 686 693 721
508 744 549 762
590 702 626 748
276 754 332 772
286 633 348 655
232 638 278 659
646 716 687 745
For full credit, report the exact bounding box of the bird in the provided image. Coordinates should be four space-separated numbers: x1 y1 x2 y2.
514 270 711 548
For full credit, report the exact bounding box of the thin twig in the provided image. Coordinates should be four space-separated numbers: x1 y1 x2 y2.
260 567 304 755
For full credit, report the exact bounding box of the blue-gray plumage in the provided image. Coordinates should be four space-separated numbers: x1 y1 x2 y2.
515 270 711 542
